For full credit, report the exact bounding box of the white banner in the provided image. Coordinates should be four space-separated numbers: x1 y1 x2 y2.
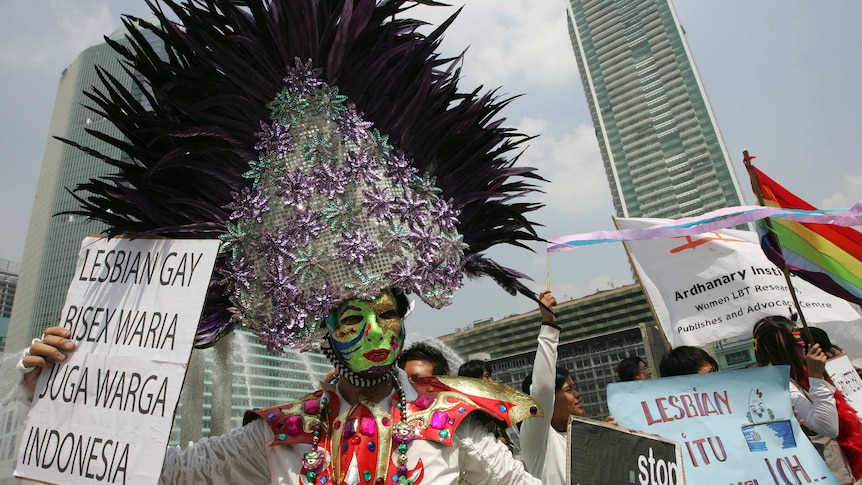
616 218 862 350
15 236 220 485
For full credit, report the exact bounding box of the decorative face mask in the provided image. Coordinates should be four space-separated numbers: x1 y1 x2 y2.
327 290 405 377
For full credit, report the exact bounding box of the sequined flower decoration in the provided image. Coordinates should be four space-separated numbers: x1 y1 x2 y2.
336 104 373 144
275 170 314 207
230 186 270 223
335 229 378 265
254 120 294 160
283 58 323 97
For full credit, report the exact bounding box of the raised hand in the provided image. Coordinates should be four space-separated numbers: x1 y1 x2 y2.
539 290 557 325
804 343 828 380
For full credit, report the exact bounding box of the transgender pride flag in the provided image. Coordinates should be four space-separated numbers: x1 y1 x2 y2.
747 161 862 306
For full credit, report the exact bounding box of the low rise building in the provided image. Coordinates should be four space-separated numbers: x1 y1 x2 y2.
439 283 666 417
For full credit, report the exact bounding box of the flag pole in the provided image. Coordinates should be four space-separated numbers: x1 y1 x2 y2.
742 150 813 341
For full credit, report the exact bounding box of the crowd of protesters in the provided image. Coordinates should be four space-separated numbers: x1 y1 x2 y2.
16 290 862 484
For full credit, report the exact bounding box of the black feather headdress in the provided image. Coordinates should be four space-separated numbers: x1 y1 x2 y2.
63 0 546 351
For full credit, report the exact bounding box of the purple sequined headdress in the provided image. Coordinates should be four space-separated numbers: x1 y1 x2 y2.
63 0 545 351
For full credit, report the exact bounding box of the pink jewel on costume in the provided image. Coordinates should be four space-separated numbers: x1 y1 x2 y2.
304 399 321 414
430 411 447 430
414 394 434 410
382 417 390 426
392 422 415 444
287 416 303 435
359 416 377 435
302 449 328 472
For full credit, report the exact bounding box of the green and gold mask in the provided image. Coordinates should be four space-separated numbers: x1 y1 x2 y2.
327 290 405 378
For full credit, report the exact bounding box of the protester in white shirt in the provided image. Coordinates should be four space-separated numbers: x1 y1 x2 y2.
518 290 584 484
753 315 855 484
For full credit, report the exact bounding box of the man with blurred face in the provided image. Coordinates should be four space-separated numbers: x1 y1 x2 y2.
398 341 451 382
617 356 652 382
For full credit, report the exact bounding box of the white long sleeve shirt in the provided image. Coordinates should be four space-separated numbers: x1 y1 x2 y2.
519 324 567 484
791 376 839 438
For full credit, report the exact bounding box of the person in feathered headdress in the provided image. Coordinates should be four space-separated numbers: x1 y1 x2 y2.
19 0 550 483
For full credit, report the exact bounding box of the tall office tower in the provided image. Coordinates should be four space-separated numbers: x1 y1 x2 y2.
172 330 331 444
0 25 163 484
566 0 745 218
0 261 20 480
0 23 329 482
0 259 19 354
4 24 162 356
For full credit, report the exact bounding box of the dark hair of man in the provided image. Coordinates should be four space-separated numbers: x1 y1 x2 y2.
521 365 571 394
458 359 491 378
397 341 450 375
659 346 719 377
617 355 646 381
752 315 806 381
806 326 837 354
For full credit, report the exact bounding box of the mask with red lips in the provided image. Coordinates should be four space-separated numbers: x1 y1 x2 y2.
323 290 405 386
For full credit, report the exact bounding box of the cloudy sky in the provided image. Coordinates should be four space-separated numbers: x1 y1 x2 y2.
2 1 861 341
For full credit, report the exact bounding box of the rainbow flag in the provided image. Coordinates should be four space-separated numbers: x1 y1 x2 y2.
748 164 862 305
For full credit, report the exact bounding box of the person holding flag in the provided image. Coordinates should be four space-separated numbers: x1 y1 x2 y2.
752 315 859 484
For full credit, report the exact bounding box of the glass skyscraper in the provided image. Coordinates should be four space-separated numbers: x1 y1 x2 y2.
566 0 745 218
4 26 152 357
0 23 330 483
0 259 18 355
1 31 152 479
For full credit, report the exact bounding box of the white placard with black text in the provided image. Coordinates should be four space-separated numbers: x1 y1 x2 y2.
15 236 220 485
825 355 862 417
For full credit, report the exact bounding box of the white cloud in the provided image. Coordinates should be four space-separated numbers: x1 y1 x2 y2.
517 120 608 214
517 116 547 136
821 169 862 208
417 0 577 88
0 2 116 68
